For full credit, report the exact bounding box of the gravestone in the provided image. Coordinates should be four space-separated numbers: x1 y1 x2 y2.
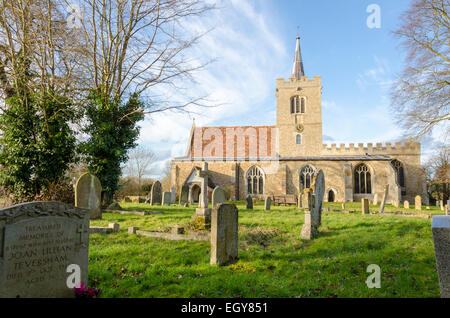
0 202 90 298
193 162 212 223
373 193 379 205
162 192 171 206
431 215 450 298
393 199 399 208
212 186 226 207
440 201 444 211
246 195 253 210
415 195 422 211
311 170 325 227
404 201 410 209
301 191 318 240
179 185 189 206
379 185 389 214
150 181 162 205
446 200 449 216
362 198 369 214
210 204 238 266
264 196 272 211
170 186 176 204
341 203 346 210
75 173 102 220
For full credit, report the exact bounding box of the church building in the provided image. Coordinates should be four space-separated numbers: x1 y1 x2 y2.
169 36 425 205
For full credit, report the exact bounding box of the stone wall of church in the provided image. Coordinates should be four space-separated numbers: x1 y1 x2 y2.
171 157 425 203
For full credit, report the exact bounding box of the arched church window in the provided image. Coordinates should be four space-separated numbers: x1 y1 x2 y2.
296 134 301 144
295 96 300 113
354 164 372 194
290 97 295 114
391 159 406 195
301 97 305 113
300 165 315 190
247 166 264 195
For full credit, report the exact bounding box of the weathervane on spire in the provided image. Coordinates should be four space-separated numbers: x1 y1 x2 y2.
297 25 300 38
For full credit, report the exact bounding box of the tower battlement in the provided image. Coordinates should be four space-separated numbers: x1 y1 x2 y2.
321 141 421 156
276 76 321 89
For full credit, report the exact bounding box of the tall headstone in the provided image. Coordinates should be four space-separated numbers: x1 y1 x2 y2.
431 215 450 298
210 204 238 266
379 185 389 214
0 202 90 298
415 195 422 211
75 172 102 220
311 170 325 227
162 192 171 206
170 186 176 204
446 200 449 216
440 200 444 211
179 184 189 206
264 196 272 211
246 195 253 210
193 162 212 223
362 198 369 214
404 201 410 209
150 181 162 205
301 191 318 240
212 186 226 207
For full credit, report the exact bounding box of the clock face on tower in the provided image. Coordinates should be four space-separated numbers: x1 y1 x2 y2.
296 124 304 132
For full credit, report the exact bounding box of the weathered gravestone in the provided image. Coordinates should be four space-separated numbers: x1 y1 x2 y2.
431 215 450 298
311 170 325 227
212 186 226 207
246 195 253 210
300 191 318 240
379 185 389 214
415 195 422 211
404 201 410 209
264 196 272 211
362 198 370 214
393 199 399 208
210 204 238 266
162 192 171 206
75 173 102 220
170 186 176 204
179 185 189 206
150 181 162 205
0 202 90 298
446 201 449 216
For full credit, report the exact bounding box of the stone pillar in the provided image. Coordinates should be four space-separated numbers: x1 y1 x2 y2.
210 204 238 266
432 216 450 298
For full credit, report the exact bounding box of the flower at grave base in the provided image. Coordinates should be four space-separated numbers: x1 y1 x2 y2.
74 282 100 298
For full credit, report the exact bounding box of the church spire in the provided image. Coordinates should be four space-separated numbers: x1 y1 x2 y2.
292 36 305 79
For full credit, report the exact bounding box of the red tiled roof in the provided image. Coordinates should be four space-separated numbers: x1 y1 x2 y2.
188 126 277 159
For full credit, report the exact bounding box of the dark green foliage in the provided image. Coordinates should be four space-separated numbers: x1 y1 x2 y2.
80 90 144 204
0 90 77 201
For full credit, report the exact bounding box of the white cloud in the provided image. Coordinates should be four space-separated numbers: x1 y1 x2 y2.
356 56 393 89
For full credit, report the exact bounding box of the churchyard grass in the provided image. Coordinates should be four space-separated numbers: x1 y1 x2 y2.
88 201 440 298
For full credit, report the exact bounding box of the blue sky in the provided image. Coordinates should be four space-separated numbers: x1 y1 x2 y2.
136 0 441 178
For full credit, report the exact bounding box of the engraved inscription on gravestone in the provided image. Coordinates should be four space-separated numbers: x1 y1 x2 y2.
0 202 90 298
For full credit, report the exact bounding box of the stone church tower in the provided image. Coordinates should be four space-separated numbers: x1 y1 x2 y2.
276 36 323 157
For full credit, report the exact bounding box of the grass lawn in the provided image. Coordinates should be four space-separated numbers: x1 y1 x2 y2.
88 201 442 298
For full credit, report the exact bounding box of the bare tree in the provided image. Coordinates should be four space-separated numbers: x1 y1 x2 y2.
0 0 86 105
424 144 450 202
125 145 155 191
74 0 216 116
391 0 450 139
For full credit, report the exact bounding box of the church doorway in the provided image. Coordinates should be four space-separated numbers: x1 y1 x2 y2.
191 184 201 203
327 189 335 202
